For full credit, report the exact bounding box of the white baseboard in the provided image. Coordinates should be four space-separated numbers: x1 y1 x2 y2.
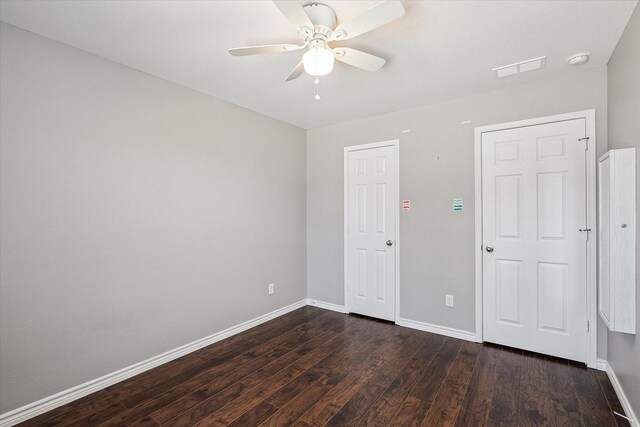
396 317 477 342
306 299 347 313
603 360 639 427
596 358 607 371
305 302 477 343
0 299 307 427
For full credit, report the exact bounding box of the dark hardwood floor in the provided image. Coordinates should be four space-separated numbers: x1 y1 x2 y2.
19 306 628 426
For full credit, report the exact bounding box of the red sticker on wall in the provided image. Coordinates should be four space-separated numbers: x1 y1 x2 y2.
402 200 411 211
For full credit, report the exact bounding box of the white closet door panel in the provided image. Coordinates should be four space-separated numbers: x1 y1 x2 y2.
482 119 588 363
346 145 396 321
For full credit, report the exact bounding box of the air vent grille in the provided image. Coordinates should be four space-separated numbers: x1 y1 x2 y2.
493 56 546 78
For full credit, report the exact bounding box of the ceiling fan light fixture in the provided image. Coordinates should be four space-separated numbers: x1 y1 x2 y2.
228 0 406 84
302 46 334 76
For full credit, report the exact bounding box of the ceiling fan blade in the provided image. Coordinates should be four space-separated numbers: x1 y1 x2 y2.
286 61 305 81
334 48 386 72
272 1 314 32
228 44 305 56
330 0 405 41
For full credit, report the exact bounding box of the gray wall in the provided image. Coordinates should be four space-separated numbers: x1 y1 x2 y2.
607 3 640 418
0 23 306 413
307 67 608 340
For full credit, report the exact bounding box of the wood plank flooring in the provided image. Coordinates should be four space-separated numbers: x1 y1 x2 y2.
19 306 628 426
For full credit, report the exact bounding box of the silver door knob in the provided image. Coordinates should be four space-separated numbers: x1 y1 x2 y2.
485 246 494 253
386 240 393 246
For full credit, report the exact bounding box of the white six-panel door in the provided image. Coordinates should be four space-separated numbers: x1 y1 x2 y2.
482 119 588 363
346 143 397 321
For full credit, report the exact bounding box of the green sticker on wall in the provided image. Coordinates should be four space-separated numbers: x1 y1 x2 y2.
453 198 463 211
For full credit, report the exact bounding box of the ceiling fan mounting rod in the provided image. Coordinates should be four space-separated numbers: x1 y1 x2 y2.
300 2 338 44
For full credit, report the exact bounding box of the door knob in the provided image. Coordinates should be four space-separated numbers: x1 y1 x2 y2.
386 240 393 246
485 245 494 253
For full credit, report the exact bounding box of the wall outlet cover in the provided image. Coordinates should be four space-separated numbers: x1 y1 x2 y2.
445 294 454 307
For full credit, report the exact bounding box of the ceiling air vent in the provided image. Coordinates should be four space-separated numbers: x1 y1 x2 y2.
492 56 546 78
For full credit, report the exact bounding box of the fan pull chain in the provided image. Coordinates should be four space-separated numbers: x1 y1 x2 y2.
314 77 320 100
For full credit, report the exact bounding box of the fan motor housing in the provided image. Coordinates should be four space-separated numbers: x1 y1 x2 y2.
303 2 337 36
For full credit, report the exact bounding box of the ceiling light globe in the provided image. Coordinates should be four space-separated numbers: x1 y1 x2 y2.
303 47 335 76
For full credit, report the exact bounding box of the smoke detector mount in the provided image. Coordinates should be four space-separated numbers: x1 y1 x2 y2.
567 52 590 66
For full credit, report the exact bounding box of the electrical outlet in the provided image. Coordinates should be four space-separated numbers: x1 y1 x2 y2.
445 294 454 307
268 283 274 295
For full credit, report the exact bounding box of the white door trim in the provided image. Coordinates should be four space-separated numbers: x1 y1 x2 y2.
344 139 400 323
474 110 597 368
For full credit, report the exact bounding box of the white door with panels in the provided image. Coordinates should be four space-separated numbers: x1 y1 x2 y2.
482 119 589 363
345 142 397 321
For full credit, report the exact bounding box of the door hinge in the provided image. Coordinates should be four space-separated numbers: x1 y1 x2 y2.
587 320 590 332
578 137 589 151
579 228 591 241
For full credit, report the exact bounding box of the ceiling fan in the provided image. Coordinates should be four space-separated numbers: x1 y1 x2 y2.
228 1 405 82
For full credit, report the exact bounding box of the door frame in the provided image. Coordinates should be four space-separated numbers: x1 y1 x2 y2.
474 110 597 368
344 139 400 323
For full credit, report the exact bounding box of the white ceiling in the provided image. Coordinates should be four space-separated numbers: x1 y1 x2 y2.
0 0 636 129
